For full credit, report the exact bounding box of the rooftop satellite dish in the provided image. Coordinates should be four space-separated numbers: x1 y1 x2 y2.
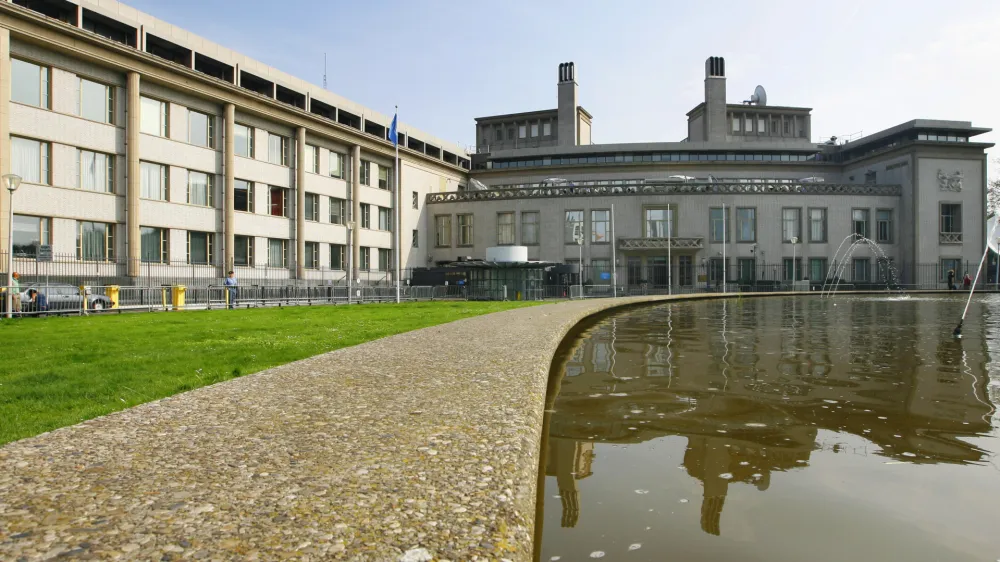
750 85 767 106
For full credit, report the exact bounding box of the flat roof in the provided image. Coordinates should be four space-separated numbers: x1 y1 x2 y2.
840 119 992 151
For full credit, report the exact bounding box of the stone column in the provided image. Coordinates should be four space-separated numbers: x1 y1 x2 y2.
0 28 11 264
295 127 306 279
223 103 235 270
351 145 361 277
126 71 140 277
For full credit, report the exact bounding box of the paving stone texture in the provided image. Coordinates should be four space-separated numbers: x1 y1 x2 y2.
0 296 709 561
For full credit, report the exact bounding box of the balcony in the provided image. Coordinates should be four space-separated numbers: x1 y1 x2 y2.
618 237 704 250
940 232 963 244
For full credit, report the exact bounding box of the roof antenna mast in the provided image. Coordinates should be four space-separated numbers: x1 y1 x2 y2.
323 52 327 89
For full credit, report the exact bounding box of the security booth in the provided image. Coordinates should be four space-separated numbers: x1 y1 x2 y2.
457 246 556 301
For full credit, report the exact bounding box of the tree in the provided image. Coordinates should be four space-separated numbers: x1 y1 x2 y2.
988 158 1000 218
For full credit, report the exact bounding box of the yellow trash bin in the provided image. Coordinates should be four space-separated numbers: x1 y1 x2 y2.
107 285 120 309
79 285 88 311
171 285 186 310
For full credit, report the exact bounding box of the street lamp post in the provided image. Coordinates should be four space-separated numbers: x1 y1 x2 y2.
346 220 355 305
791 236 799 290
3 174 22 319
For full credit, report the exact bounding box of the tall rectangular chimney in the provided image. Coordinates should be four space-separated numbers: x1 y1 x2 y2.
557 62 578 146
704 56 727 142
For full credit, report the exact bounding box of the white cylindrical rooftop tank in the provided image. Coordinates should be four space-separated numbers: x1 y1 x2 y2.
485 246 529 262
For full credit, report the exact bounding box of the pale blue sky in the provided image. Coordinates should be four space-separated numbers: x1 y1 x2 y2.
127 0 997 171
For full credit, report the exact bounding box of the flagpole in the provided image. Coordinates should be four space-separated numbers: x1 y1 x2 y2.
611 203 617 298
394 106 401 304
668 204 672 295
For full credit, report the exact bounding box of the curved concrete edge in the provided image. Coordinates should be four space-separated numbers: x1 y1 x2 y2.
0 293 782 561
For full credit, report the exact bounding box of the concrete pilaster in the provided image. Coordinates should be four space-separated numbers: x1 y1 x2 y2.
295 127 306 278
351 145 361 276
0 28 10 266
126 71 140 277
224 103 235 270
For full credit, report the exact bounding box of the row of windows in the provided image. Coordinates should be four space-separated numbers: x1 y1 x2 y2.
432 205 962 248
16 59 397 181
485 120 554 143
728 113 805 137
487 151 821 170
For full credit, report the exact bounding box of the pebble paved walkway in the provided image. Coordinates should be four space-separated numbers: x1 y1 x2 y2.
0 296 694 561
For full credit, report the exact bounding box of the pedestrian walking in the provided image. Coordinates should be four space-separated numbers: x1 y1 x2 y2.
11 271 20 314
947 269 956 290
224 270 238 309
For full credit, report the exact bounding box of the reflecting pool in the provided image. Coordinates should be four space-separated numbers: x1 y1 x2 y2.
538 295 1000 561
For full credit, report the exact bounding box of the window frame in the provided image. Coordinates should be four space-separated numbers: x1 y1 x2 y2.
876 209 893 243
187 109 215 148
307 144 320 174
521 211 539 246
378 206 392 232
304 193 319 222
186 170 215 207
140 161 169 201
140 226 168 263
940 203 962 234
457 213 474 246
360 160 371 186
330 243 346 270
378 248 392 272
359 246 371 271
412 191 419 210
808 207 828 243
497 211 515 246
267 238 288 268
644 206 675 239
304 241 320 269
781 207 801 243
852 208 870 239
378 165 389 190
435 214 452 247
234 179 254 213
77 76 114 124
329 197 345 224
11 58 50 109
140 96 169 137
12 214 51 258
234 235 255 267
186 231 214 265
709 207 729 243
591 209 610 244
76 220 115 262
565 210 584 244
412 229 419 249
360 203 371 229
77 148 115 193
267 132 288 166
11 136 51 185
735 207 757 243
234 123 255 158
329 151 345 179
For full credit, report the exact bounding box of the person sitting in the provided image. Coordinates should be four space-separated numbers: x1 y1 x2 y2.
25 288 48 315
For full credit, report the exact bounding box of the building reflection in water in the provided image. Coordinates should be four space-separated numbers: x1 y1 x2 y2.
543 297 994 537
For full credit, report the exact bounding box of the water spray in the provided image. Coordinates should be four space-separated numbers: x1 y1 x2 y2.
954 217 998 338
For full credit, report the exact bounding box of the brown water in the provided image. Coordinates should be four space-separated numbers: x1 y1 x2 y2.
538 295 1000 562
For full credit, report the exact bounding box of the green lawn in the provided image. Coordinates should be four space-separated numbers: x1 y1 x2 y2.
0 301 540 445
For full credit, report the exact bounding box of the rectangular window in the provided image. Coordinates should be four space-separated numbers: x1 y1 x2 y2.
809 258 828 282
329 197 345 224
186 231 213 265
140 96 168 137
304 193 319 222
731 116 740 132
497 212 515 245
864 170 877 184
140 226 168 263
543 122 552 136
11 137 50 184
782 208 801 242
412 229 419 249
330 244 346 270
360 160 371 186
591 210 610 243
378 206 392 231
645 207 674 238
267 238 287 267
709 207 729 242
235 124 254 158
378 248 392 271
757 117 766 134
435 215 452 247
268 187 289 217
522 212 539 245
852 258 870 282
187 110 214 148
852 209 870 239
11 58 49 109
876 209 893 243
809 208 827 243
565 210 584 243
12 215 51 257
360 203 371 229
77 221 115 261
530 123 539 137
187 170 214 206
234 235 254 267
268 133 288 165
507 128 514 140
78 149 114 193
784 120 791 135
307 145 320 174
234 179 254 212
140 162 168 200
304 241 319 269
329 151 345 178
359 246 371 271
738 258 756 283
378 165 389 190
744 117 753 133
876 258 895 283
736 208 756 242
940 204 962 233
458 214 474 246
783 258 802 281
412 191 419 210
518 125 527 138
78 77 113 123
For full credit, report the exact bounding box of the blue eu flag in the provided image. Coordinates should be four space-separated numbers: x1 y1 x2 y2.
389 113 398 146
